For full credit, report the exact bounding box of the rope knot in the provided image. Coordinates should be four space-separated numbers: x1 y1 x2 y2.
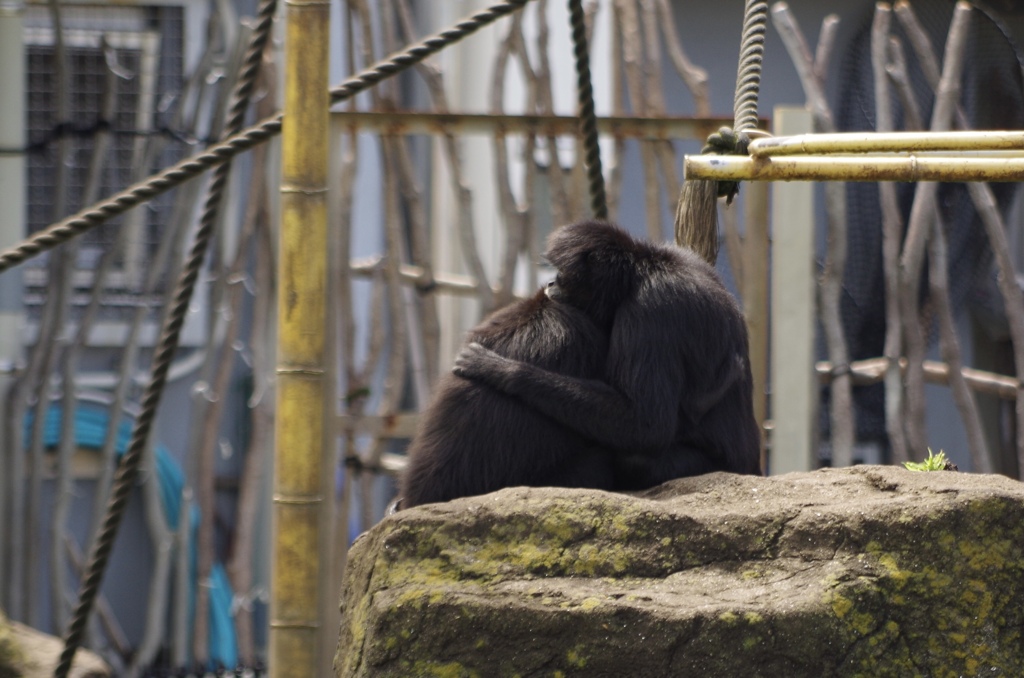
701 126 750 203
701 126 750 156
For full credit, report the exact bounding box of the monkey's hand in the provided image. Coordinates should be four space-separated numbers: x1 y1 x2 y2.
453 342 518 386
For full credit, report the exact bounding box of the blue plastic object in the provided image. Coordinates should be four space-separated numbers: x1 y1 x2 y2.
26 403 238 666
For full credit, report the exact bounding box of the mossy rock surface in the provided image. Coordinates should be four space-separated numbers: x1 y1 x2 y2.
335 465 1024 677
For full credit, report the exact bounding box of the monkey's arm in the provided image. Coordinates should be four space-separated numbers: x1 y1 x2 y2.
454 299 692 452
454 341 671 452
454 289 751 454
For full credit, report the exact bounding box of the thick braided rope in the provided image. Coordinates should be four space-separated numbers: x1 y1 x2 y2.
53 2 532 676
568 0 608 221
732 0 768 133
706 0 767 202
52 0 280 674
2 0 532 276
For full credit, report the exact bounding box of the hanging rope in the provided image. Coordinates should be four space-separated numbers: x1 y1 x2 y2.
732 0 768 136
568 0 608 220
0 0 533 275
674 0 767 262
52 1 534 676
717 0 768 203
52 0 280 672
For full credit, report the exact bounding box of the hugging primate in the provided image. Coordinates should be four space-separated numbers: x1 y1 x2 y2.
455 220 762 487
398 286 615 509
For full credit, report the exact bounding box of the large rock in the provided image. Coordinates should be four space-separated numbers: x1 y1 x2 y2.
0 611 109 678
335 465 1024 677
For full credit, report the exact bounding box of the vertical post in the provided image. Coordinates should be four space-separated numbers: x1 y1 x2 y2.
273 0 330 672
0 0 26 605
769 106 816 473
742 180 769 470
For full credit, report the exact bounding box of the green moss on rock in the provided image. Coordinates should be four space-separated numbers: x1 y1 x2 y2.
336 467 1024 677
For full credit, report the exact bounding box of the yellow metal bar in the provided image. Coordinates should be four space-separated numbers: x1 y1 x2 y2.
749 130 1024 157
273 0 330 674
685 154 1024 182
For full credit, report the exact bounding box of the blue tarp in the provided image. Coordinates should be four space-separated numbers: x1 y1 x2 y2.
26 403 238 667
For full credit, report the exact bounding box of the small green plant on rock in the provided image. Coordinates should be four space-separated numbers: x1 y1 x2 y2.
904 448 958 472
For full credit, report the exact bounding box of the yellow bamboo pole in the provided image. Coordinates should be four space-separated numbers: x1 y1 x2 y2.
272 0 330 673
685 153 1024 182
748 129 1024 156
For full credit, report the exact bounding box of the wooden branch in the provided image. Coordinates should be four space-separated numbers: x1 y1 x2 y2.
391 0 448 389
338 414 420 439
129 440 176 674
771 2 834 131
886 2 989 472
618 0 662 240
966 179 1024 476
929 208 992 472
897 2 972 456
375 3 430 408
871 3 908 463
884 36 924 132
817 358 1019 401
226 140 274 661
607 0 628 220
171 488 191 666
533 0 572 227
813 15 840 85
51 34 121 638
642 0 681 207
655 0 710 116
367 144 411 481
64 535 130 657
897 0 1024 476
491 14 532 308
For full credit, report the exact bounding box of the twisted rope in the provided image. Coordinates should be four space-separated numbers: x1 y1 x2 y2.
732 0 768 134
674 0 768 261
2 0 533 275
568 0 608 221
53 1 532 675
52 0 280 672
710 0 768 201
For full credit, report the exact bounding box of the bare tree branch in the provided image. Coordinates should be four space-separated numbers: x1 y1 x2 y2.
617 0 661 240
928 209 992 472
896 0 1014 474
871 4 909 464
655 0 710 117
896 2 972 458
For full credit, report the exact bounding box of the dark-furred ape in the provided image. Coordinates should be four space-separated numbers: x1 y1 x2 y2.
398 287 615 509
455 220 762 488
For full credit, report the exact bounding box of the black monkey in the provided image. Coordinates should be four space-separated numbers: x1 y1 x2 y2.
398 286 615 509
454 220 762 487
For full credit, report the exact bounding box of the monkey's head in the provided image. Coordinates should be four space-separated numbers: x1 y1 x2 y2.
544 220 638 328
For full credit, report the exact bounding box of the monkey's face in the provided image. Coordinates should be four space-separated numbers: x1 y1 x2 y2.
544 229 597 310
544 275 584 306
543 270 593 311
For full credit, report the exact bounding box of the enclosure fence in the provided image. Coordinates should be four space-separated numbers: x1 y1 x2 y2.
0 0 1022 677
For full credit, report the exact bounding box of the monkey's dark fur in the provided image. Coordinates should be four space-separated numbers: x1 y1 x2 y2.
399 288 615 509
455 220 762 487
